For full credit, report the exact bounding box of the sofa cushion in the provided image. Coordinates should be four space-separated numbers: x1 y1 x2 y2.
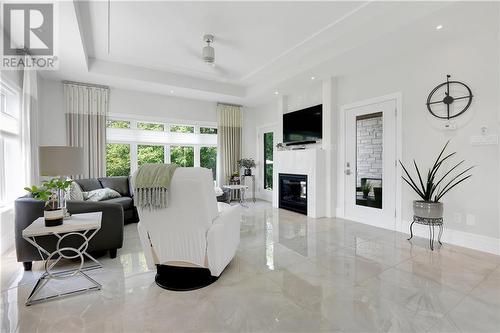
75 178 102 192
83 188 122 202
105 197 133 210
66 181 84 201
99 177 130 197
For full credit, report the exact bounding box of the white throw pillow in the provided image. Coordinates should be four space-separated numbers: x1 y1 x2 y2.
66 181 84 201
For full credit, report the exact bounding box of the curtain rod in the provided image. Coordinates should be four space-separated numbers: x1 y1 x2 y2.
217 102 243 108
63 80 109 89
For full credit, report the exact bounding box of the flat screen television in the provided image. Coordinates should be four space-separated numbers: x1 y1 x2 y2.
283 104 322 144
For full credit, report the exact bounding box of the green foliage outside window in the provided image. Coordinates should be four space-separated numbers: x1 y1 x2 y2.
106 144 131 176
171 146 194 167
106 120 130 129
138 122 165 131
170 125 194 133
138 145 165 166
200 127 217 134
264 132 273 190
200 147 217 180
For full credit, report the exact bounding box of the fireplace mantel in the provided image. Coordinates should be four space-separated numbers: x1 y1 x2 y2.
273 148 326 218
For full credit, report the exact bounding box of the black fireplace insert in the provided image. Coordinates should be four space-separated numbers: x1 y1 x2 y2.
279 173 307 215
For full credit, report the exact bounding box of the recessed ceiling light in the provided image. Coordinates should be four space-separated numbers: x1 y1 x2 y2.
170 90 174 94
274 91 279 95
436 25 443 30
310 76 315 80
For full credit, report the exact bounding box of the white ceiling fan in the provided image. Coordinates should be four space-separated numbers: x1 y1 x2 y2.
202 34 215 65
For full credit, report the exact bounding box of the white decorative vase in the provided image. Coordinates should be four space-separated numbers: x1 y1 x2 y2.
413 200 443 219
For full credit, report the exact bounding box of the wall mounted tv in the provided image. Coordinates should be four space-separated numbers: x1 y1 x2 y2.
283 104 322 144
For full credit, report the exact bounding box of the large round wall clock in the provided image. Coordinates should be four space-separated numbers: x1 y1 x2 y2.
426 75 473 120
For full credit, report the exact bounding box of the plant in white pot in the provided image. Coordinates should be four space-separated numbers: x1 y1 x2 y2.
399 141 474 220
25 178 73 227
237 158 256 176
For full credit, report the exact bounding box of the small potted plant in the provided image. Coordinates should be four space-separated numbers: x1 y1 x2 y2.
25 178 73 227
237 158 256 176
361 181 373 199
400 141 473 219
230 172 240 184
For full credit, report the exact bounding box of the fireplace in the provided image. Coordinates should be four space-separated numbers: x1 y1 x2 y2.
279 173 307 215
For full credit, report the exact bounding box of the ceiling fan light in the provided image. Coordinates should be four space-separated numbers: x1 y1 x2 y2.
203 45 215 63
202 34 215 64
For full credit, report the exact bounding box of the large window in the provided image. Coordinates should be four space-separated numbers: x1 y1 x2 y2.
200 147 217 180
0 81 23 204
170 125 194 133
264 132 273 190
171 146 194 167
107 120 130 129
200 127 217 134
138 145 165 166
138 122 165 131
106 144 131 176
106 118 217 176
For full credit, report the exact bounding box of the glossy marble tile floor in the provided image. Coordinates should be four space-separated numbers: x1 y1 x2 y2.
2 201 500 332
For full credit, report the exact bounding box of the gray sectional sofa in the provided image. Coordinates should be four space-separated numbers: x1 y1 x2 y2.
15 176 139 271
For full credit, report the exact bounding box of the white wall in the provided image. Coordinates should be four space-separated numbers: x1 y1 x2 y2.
243 101 278 198
336 3 499 241
242 2 500 252
108 88 217 124
38 79 218 146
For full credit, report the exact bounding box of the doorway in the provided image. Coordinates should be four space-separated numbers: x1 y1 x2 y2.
342 97 399 229
257 125 275 202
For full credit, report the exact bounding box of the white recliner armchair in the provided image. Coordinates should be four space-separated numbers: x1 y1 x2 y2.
136 167 241 290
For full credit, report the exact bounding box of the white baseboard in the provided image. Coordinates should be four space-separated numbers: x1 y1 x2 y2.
399 219 500 256
334 205 500 256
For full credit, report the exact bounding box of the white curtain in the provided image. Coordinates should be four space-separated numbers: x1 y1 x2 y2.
64 82 109 178
217 103 242 185
21 58 39 186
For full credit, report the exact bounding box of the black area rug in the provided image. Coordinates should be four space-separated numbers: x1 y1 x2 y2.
155 264 218 291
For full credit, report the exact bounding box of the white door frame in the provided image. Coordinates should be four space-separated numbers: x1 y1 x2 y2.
337 92 403 231
256 123 277 202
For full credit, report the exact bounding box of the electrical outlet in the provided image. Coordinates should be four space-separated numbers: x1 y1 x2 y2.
466 214 476 226
453 213 462 225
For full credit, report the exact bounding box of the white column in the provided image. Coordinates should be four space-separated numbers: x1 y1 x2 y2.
322 77 337 217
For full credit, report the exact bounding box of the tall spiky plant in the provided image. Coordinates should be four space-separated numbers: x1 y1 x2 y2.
399 141 474 202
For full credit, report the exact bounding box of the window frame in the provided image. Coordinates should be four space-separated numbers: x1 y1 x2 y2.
0 79 22 206
106 115 217 176
263 131 274 191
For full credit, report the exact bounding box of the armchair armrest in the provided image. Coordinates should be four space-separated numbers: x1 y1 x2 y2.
207 205 241 276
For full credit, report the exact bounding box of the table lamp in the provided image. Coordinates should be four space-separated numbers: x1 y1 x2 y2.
39 146 84 224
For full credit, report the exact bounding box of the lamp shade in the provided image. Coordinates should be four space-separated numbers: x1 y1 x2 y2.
39 146 85 176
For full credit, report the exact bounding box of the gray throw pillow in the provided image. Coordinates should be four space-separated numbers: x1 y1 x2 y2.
83 188 121 202
66 181 84 201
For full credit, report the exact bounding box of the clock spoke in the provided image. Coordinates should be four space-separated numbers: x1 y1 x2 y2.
427 100 443 105
453 95 472 101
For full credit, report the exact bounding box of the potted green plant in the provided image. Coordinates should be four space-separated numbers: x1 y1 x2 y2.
399 141 473 219
229 172 240 184
25 178 73 227
361 181 373 199
237 158 256 176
